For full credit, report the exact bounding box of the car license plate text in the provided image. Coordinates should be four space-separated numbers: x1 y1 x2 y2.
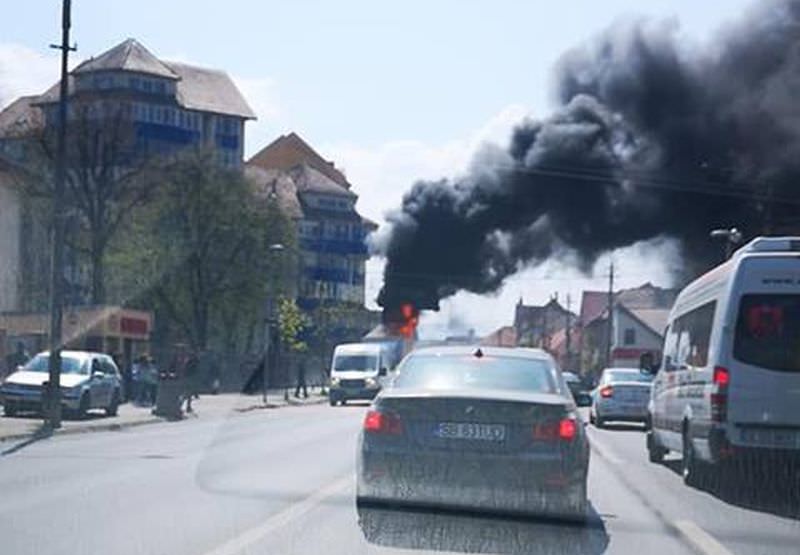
435 422 506 441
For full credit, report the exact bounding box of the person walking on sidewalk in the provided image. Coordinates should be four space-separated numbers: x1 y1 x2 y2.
294 357 308 399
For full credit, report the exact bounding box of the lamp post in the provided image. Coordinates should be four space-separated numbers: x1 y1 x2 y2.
263 243 285 403
710 227 743 260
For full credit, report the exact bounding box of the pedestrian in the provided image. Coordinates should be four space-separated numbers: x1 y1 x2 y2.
4 341 29 377
182 349 199 413
144 356 159 405
294 357 308 399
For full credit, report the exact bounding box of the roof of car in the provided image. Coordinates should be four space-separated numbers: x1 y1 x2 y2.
409 345 554 361
37 351 109 360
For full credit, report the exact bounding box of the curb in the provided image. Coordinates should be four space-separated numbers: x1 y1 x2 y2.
0 395 328 444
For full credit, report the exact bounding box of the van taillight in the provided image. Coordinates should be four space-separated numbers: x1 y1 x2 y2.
363 410 404 435
711 366 729 423
600 385 614 398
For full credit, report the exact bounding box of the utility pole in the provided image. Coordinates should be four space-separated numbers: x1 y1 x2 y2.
604 262 615 371
565 293 572 370
45 0 76 429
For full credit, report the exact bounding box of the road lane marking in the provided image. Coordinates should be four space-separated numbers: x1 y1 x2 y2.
201 475 352 555
587 429 736 555
673 520 735 555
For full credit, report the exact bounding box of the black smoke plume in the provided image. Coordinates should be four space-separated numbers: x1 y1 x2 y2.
376 0 800 310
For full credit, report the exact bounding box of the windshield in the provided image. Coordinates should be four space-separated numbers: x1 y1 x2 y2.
333 354 378 372
605 370 653 383
734 294 800 372
23 354 87 375
395 355 556 393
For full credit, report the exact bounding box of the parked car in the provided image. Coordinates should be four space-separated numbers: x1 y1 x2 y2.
0 351 123 418
589 368 653 427
647 237 800 487
329 343 389 406
356 346 590 521
563 371 593 407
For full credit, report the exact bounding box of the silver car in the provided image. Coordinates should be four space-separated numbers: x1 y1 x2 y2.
589 368 653 427
0 351 123 418
356 346 590 521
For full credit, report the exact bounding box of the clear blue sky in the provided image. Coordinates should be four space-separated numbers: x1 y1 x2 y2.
7 1 752 149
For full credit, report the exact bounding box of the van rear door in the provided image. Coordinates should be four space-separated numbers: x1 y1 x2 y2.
727 258 800 439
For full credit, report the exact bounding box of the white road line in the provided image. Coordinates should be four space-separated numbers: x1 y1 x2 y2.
673 519 735 555
201 475 352 555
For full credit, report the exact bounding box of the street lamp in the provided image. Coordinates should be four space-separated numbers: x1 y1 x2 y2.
262 243 285 403
710 227 743 260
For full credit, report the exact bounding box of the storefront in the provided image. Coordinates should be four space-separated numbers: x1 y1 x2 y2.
0 305 153 370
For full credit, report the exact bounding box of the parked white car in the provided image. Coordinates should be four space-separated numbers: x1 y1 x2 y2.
0 351 123 418
647 237 800 487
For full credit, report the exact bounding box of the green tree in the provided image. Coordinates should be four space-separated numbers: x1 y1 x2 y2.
276 297 308 353
108 150 295 351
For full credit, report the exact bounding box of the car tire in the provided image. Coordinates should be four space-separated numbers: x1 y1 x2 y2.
3 402 17 417
682 428 706 487
647 430 667 463
329 397 338 407
77 392 90 420
341 398 348 406
589 411 595 425
105 389 120 417
594 416 605 428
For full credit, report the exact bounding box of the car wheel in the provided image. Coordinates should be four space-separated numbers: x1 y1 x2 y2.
3 402 17 417
589 411 595 425
329 397 338 407
341 399 348 406
105 389 120 417
647 431 667 463
594 416 605 428
682 429 706 487
77 392 91 420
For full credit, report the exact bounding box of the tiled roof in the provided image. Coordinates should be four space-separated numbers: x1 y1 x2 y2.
627 308 670 336
289 164 356 198
248 132 351 189
0 96 43 138
72 39 179 79
165 61 256 119
579 291 607 325
244 165 303 219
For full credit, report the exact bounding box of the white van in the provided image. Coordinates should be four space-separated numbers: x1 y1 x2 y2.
329 343 388 406
647 237 800 486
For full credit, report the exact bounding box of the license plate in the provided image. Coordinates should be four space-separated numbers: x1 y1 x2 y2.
435 422 506 441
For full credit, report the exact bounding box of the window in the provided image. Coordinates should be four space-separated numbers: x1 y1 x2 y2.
734 294 800 372
143 80 153 93
624 328 636 345
396 354 556 393
130 77 141 90
663 301 716 370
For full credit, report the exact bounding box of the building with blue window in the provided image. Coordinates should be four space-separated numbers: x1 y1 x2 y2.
0 38 254 167
247 133 377 308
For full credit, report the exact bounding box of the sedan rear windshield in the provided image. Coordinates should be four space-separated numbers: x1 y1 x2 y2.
23 354 87 375
394 355 556 393
333 355 378 372
605 370 652 383
734 294 800 372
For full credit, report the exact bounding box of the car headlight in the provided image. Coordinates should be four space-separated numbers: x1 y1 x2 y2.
365 377 378 388
330 377 340 386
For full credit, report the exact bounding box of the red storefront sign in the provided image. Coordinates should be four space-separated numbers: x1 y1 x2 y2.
120 316 149 336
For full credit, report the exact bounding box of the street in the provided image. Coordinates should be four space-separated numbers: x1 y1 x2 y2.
0 403 797 555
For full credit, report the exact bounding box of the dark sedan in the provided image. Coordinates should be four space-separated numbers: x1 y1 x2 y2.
356 346 590 522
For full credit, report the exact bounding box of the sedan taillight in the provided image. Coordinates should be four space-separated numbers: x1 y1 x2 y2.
600 385 614 398
533 418 578 442
363 409 404 435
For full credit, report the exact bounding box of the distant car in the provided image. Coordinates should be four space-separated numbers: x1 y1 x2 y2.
589 368 653 427
356 346 590 521
0 351 123 418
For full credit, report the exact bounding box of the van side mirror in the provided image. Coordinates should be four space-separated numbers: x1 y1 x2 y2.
379 367 388 377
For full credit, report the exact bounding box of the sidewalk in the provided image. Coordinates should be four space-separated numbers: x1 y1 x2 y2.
0 388 327 443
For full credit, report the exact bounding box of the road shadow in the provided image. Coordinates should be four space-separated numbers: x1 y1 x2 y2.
357 502 609 554
593 423 646 433
662 458 800 520
1 424 53 456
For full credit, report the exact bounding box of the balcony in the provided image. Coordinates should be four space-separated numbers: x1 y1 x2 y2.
300 238 368 255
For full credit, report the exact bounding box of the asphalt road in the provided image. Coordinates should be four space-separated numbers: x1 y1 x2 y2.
0 403 797 555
